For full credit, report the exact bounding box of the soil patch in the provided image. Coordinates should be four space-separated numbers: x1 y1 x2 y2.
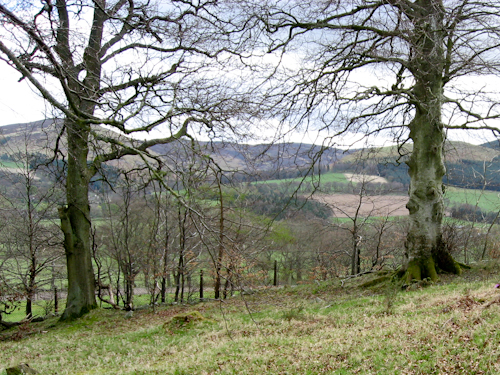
314 193 409 217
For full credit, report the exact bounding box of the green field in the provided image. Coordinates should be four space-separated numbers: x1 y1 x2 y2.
253 172 348 185
4 299 66 322
254 172 500 207
253 171 500 217
0 161 24 169
445 187 500 212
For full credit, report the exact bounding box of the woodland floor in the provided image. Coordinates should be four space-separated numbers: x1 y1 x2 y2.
2 263 500 374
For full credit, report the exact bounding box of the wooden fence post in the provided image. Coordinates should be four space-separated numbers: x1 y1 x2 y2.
273 260 278 286
54 287 58 313
199 270 204 300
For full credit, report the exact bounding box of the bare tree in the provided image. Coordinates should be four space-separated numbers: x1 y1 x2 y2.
148 181 176 304
0 274 23 329
0 124 63 318
247 0 500 281
314 171 405 275
367 216 404 271
0 1 252 319
142 180 170 308
99 174 150 310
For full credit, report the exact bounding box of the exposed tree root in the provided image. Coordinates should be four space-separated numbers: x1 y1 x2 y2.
403 255 461 284
340 270 378 287
403 236 463 284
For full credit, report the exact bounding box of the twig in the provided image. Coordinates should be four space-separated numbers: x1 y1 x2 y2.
240 290 263 336
483 296 500 309
441 317 453 328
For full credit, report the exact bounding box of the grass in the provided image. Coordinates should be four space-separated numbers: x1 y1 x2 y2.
4 300 62 323
445 186 500 213
2 266 500 374
253 172 348 186
0 160 24 169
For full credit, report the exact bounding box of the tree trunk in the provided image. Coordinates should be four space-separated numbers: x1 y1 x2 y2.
59 118 97 321
161 206 170 303
25 267 36 318
174 253 183 303
161 275 167 304
26 179 36 318
180 267 185 303
57 0 107 320
124 268 134 310
351 237 360 276
273 260 278 286
404 0 460 282
214 176 225 299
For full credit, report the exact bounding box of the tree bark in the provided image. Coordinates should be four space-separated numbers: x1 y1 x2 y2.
214 174 224 299
56 0 106 319
404 0 460 282
59 118 97 321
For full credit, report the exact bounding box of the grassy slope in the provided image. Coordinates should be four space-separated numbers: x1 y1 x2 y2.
2 266 500 374
0 161 24 169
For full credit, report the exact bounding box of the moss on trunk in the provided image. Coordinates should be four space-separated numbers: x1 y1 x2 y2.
404 236 461 283
405 257 438 283
403 0 461 282
59 118 97 321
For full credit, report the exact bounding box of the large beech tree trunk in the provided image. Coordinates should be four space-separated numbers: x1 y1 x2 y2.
57 1 105 320
59 118 97 320
404 0 460 281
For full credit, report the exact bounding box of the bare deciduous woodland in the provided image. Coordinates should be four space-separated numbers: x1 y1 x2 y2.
247 0 500 280
0 0 256 320
1 0 500 337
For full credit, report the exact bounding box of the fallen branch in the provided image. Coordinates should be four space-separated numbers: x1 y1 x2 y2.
0 315 46 331
98 295 122 310
340 271 377 287
483 296 500 309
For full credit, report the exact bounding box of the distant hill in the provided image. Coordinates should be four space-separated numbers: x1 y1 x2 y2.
2 120 499 190
0 119 63 150
340 141 500 164
0 119 347 182
337 141 500 190
150 141 347 179
481 140 500 150
0 119 154 173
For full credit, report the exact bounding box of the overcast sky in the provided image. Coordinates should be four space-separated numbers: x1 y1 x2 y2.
0 60 498 148
0 62 390 147
0 65 49 126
